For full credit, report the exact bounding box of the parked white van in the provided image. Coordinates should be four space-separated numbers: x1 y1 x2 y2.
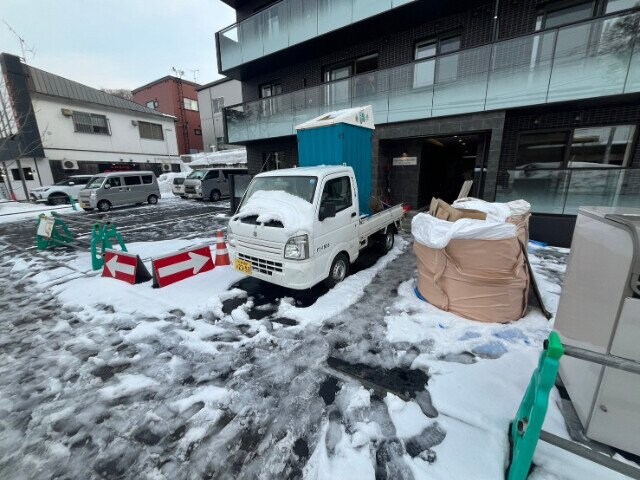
78 171 160 212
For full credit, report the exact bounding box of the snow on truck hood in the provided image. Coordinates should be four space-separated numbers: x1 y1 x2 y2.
235 190 314 235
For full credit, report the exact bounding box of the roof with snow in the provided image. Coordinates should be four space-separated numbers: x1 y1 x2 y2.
257 165 352 178
182 149 247 167
295 105 374 131
26 64 173 119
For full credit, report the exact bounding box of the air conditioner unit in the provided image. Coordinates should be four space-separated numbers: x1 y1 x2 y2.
62 159 79 170
131 120 139 126
61 108 73 116
162 164 172 172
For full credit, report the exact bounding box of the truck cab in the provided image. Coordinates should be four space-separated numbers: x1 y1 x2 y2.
227 165 402 290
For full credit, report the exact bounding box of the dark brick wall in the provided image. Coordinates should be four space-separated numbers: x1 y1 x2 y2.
240 2 497 102
245 137 299 175
497 0 539 39
499 100 640 172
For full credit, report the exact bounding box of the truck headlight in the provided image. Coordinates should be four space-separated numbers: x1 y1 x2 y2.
227 224 236 247
196 185 202 191
90 191 96 197
284 235 309 260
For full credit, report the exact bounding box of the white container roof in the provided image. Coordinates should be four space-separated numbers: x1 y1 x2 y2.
295 105 374 131
182 148 247 167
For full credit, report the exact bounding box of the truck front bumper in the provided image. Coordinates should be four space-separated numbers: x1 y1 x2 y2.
229 245 317 290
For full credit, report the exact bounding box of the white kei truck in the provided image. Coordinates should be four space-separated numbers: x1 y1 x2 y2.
226 106 405 290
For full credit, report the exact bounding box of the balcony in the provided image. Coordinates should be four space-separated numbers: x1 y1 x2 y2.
217 0 415 72
225 11 640 144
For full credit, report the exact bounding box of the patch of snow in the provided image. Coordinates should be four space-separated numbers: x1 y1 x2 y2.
99 374 159 400
171 385 231 414
235 190 315 235
277 235 408 326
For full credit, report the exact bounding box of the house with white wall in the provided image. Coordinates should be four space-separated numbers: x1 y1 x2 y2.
196 77 242 152
0 53 180 201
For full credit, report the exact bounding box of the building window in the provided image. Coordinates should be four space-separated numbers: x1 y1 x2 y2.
146 100 156 109
606 0 640 13
536 1 596 30
72 111 110 135
323 54 379 105
11 167 34 181
320 176 353 213
138 121 164 140
260 83 283 116
183 98 199 111
516 125 636 169
212 97 225 114
194 128 202 136
414 35 461 86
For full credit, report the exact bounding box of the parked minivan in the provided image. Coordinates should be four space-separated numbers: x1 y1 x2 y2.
183 167 248 202
78 171 160 212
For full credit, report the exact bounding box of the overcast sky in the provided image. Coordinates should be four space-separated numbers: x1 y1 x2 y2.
0 0 235 90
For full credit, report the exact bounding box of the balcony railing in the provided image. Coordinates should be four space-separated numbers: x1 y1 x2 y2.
495 167 640 215
225 11 640 144
217 0 415 71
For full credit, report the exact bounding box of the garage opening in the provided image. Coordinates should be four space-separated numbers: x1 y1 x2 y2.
417 133 487 206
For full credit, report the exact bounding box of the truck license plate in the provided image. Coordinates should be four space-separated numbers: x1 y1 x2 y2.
235 259 252 275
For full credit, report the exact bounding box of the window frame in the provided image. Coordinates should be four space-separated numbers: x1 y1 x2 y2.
72 111 111 135
515 124 638 170
194 128 202 136
11 167 34 181
138 121 165 141
212 96 225 113
535 0 597 30
183 98 199 111
123 175 142 186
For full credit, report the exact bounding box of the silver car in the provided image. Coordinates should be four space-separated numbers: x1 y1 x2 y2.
78 171 160 212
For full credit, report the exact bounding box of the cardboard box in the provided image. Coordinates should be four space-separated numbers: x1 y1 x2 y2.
429 198 487 222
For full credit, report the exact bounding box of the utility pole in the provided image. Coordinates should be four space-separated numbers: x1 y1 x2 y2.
171 67 190 154
16 140 29 200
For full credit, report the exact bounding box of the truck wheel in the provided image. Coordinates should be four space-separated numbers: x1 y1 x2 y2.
210 190 221 202
378 229 395 253
97 200 111 212
325 253 349 288
148 194 159 205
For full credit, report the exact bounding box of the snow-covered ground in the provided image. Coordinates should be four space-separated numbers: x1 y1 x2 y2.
0 229 636 479
0 200 80 224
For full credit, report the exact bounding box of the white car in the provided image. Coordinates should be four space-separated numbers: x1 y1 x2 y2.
30 175 93 205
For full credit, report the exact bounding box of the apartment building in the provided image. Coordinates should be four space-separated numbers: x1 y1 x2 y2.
132 76 203 155
196 77 243 151
214 0 640 245
0 53 180 201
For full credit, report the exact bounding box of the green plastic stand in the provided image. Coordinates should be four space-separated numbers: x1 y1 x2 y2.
35 214 75 250
507 331 564 480
90 223 127 270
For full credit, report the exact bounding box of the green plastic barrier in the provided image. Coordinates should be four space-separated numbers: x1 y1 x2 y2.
507 331 564 480
90 223 127 271
35 214 75 250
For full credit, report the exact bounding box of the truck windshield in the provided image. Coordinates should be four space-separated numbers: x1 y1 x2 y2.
240 176 318 207
187 170 207 179
85 176 105 189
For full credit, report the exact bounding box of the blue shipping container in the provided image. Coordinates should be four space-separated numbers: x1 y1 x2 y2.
297 123 373 215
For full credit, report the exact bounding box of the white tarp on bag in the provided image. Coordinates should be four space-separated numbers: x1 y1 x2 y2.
411 213 517 249
453 198 531 222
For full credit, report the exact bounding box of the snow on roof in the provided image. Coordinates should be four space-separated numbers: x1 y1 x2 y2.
235 190 314 235
295 105 374 131
183 149 247 167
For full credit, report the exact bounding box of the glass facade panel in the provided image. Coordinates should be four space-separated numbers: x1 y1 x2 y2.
288 0 318 45
606 0 640 13
544 2 595 28
352 0 392 21
219 26 241 71
240 13 264 63
432 46 491 117
387 61 433 122
352 69 390 123
263 1 290 55
318 0 352 34
485 31 556 109
548 14 638 102
496 169 570 214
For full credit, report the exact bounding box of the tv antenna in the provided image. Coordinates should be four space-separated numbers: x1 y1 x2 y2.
2 20 36 60
187 69 199 82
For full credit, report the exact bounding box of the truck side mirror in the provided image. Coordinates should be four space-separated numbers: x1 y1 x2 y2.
103 183 111 190
320 202 336 221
